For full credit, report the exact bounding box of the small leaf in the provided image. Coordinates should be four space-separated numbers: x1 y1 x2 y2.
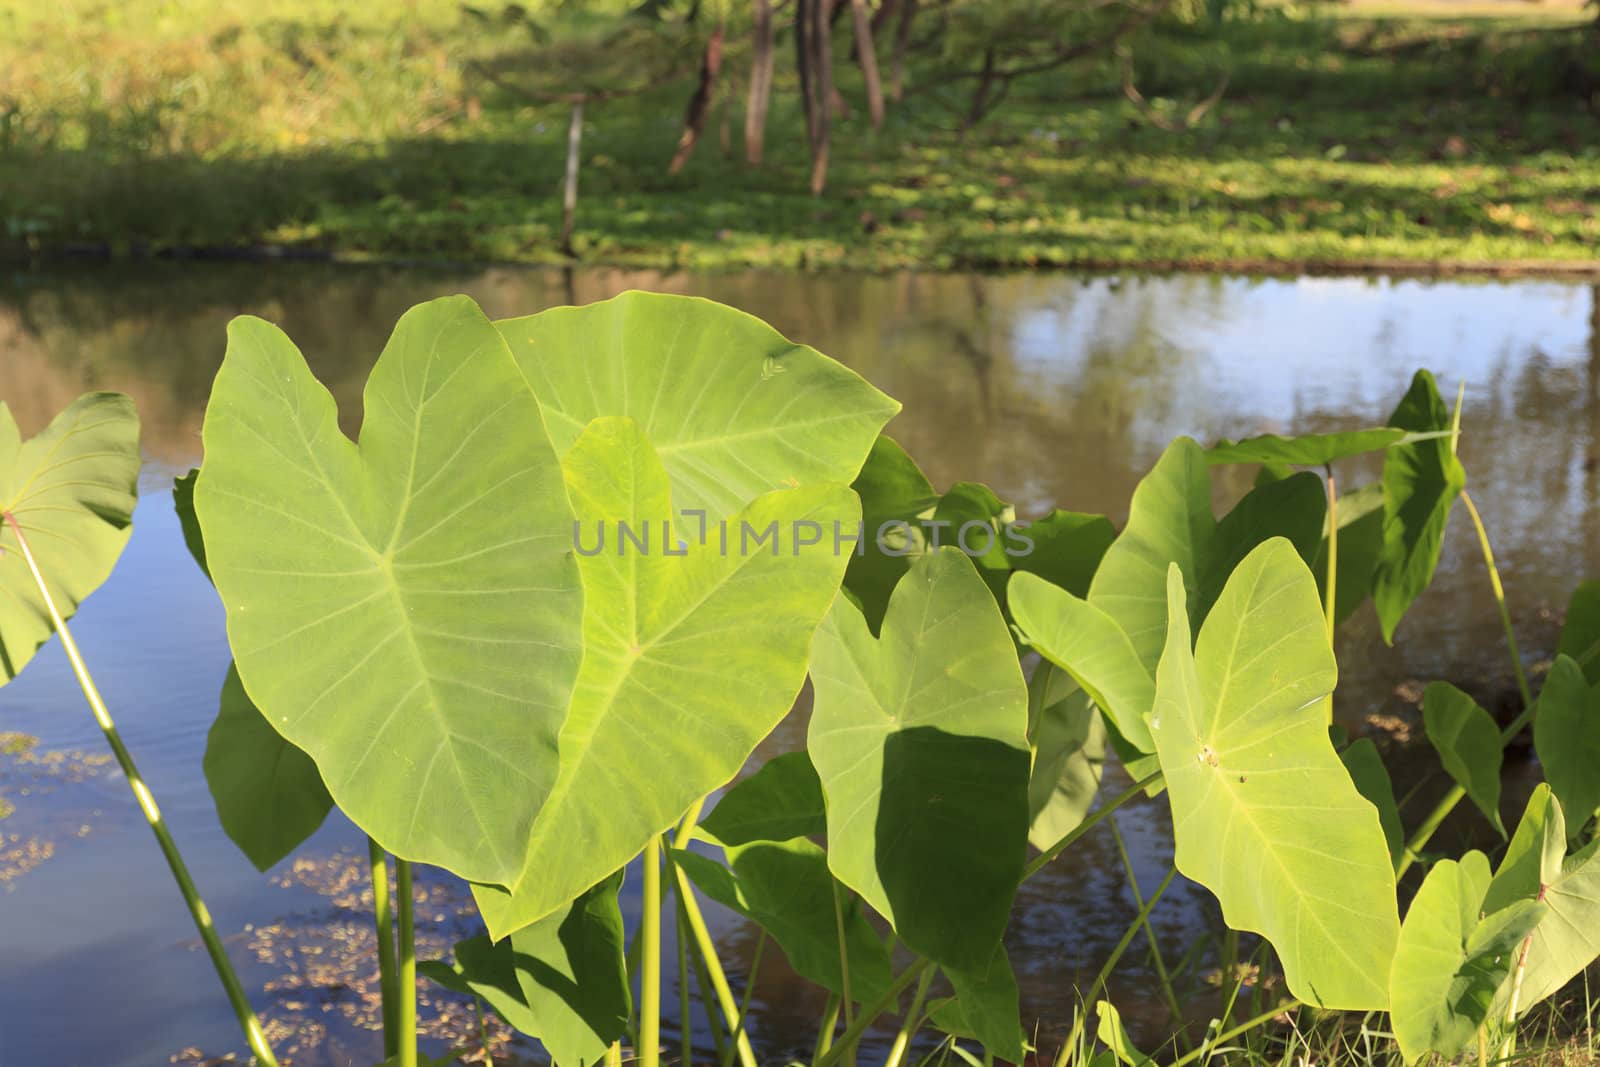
700 752 825 847
1389 852 1546 1064
1340 738 1404 865
809 549 1031 971
172 469 210 582
844 435 940 633
1094 1001 1155 1067
203 664 333 872
1483 784 1566 916
1374 371 1465 643
937 947 1026 1062
0 392 140 687
1558 581 1600 685
1422 683 1505 836
1152 540 1400 1010
1026 664 1107 851
1533 655 1600 835
1205 428 1449 467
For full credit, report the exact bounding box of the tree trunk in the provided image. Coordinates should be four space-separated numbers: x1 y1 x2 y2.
745 0 775 164
667 23 726 175
849 0 885 128
808 0 836 194
560 98 584 257
962 48 998 131
889 0 917 102
796 0 818 150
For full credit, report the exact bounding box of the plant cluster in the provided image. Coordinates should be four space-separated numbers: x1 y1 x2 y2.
1 290 1598 1066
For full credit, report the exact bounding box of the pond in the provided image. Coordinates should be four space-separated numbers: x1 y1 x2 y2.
1 262 1596 1066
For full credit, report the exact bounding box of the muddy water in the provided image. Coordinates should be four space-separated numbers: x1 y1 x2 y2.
0 263 1596 1065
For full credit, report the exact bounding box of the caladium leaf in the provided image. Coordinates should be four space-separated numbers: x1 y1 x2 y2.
700 751 826 847
673 836 894 1005
933 948 1026 1063
1205 428 1450 467
808 548 1031 972
1340 738 1404 865
1374 370 1465 643
1422 682 1505 836
1009 573 1156 753
496 290 899 524
1389 852 1546 1065
195 295 584 887
1152 539 1400 1010
1558 581 1600 685
203 664 333 872
1025 663 1107 851
476 417 857 937
0 392 140 686
176 469 332 872
1533 655 1600 836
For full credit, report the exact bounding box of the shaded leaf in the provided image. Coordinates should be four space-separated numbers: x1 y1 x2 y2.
172 469 210 582
936 948 1026 1063
1340 738 1404 865
1558 581 1600 685
1374 371 1465 643
195 295 583 886
701 752 825 847
0 392 140 687
1206 428 1447 467
843 435 939 633
1422 682 1505 836
1026 663 1107 851
1310 482 1385 626
1533 655 1600 836
809 549 1031 971
1152 540 1400 1009
1011 510 1116 601
476 418 857 936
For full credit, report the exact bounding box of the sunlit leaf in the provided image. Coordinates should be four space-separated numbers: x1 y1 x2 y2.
195 295 584 887
496 290 899 523
1533 655 1600 836
809 549 1031 971
1206 428 1449 467
1152 540 1400 1009
476 418 857 936
1012 510 1116 601
1389 852 1545 1064
1373 371 1464 643
1483 784 1565 916
1094 1000 1155 1067
1422 682 1505 836
0 392 140 686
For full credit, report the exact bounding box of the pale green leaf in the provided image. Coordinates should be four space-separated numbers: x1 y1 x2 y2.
195 295 584 887
1152 540 1400 1010
1422 682 1505 836
1483 784 1566 916
0 392 140 686
808 549 1031 971
1094 1001 1155 1067
476 417 857 936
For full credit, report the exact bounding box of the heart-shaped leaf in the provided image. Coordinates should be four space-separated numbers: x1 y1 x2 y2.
0 392 140 686
1558 581 1600 685
195 295 584 887
808 548 1031 972
1389 851 1545 1064
1533 655 1600 835
476 417 857 936
1152 539 1400 1010
496 291 899 523
1422 682 1505 836
1374 370 1464 643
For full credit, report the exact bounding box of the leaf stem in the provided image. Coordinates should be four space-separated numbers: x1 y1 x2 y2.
668 839 759 1067
369 837 400 1060
882 963 936 1067
1323 466 1338 724
1059 865 1178 1061
1161 1001 1298 1067
397 858 417 1067
1109 818 1184 1040
814 959 934 1067
812 993 842 1063
721 930 768 1067
0 512 280 1067
641 835 663 1067
832 880 858 1067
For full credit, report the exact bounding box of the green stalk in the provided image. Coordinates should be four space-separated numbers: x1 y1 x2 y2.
832 880 859 1067
883 963 936 1067
641 835 663 1067
679 885 730 1064
369 838 400 1060
815 960 934 1067
1109 818 1183 1038
1395 488 1534 880
396 858 417 1067
812 994 842 1064
678 886 693 1067
721 931 768 1067
606 1043 623 1067
1162 1001 1298 1067
671 800 759 1067
1322 466 1338 724
475 996 494 1067
0 512 280 1067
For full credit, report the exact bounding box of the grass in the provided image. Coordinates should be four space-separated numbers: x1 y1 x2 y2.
1 0 1597 273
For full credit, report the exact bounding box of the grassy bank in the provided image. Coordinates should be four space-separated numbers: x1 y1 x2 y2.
0 0 1596 272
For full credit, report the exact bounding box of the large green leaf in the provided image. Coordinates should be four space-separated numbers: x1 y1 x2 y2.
496 291 899 523
1205 428 1450 467
203 664 333 872
700 751 826 847
808 548 1031 971
423 872 629 1067
1152 540 1400 1010
195 295 584 887
1009 572 1156 753
1373 371 1465 643
934 948 1026 1063
1026 663 1107 851
1558 581 1600 685
1422 682 1505 836
1533 655 1600 835
476 418 857 936
674 836 894 1005
1389 852 1546 1064
0 392 140 686
1340 738 1404 865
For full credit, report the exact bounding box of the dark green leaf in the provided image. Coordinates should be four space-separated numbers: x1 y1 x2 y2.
1533 655 1600 836
1422 683 1505 836
1341 738 1404 865
1558 581 1600 686
701 752 825 847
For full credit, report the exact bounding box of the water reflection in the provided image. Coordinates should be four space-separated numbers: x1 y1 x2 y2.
1 263 1597 1062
